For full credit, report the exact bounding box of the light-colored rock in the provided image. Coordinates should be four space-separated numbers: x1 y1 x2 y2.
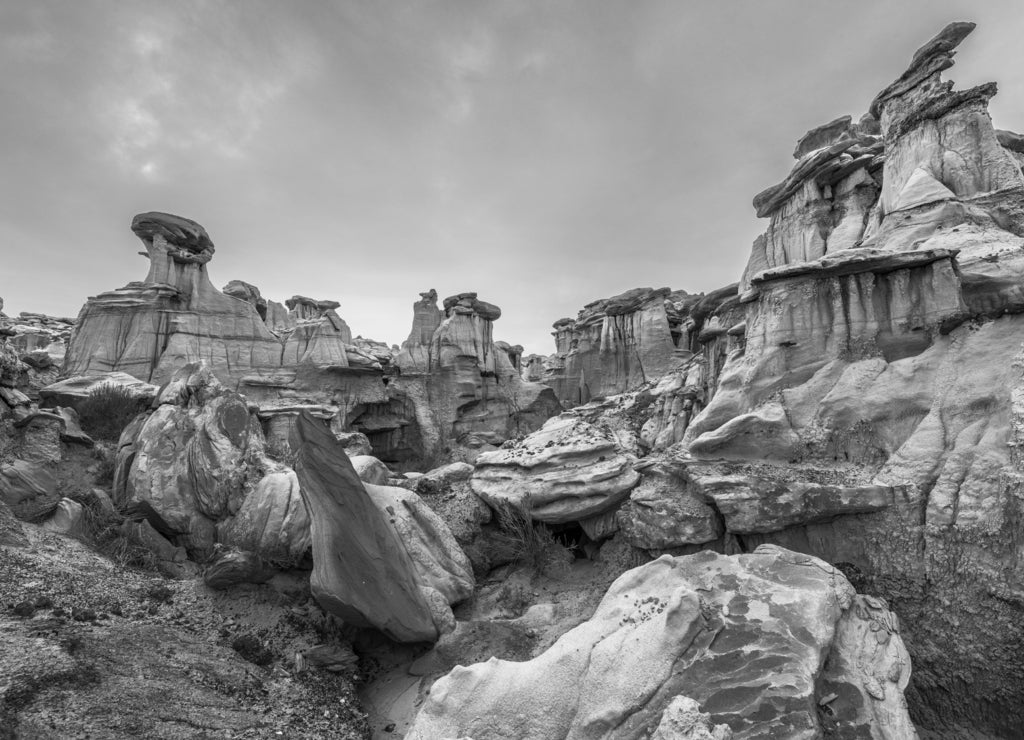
818 595 916 739
350 455 390 485
652 696 733 740
408 545 915 739
216 469 310 563
0 459 58 521
617 462 722 548
41 498 84 536
696 475 897 534
365 483 475 607
335 431 372 457
40 373 159 408
471 415 641 524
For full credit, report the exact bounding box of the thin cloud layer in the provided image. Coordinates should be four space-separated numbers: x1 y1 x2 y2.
2 1 1023 353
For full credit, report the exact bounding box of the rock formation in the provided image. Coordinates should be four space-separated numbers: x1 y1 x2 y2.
539 286 743 413
345 289 560 467
290 411 470 643
471 414 641 524
54 219 559 469
113 362 308 562
670 22 1024 734
408 546 916 739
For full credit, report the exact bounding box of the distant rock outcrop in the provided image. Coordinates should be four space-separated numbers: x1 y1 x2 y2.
539 286 742 409
54 220 558 469
345 289 560 468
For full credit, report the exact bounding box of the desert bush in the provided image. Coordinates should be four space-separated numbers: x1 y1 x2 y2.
76 384 147 443
69 492 159 572
491 498 573 579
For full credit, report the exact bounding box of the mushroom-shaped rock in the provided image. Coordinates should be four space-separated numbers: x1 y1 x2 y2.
407 546 916 739
290 411 459 643
470 415 640 523
131 211 214 255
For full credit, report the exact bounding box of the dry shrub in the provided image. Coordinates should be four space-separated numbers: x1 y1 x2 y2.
492 497 573 579
76 385 147 443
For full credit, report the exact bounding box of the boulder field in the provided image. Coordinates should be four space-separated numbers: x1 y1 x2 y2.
2 18 1023 740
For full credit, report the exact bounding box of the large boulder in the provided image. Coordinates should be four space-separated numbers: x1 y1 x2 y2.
408 546 915 739
115 362 307 563
471 414 641 524
290 411 466 643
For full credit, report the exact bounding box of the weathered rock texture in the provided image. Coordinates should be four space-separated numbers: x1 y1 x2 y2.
676 23 1024 736
408 546 915 739
113 362 308 563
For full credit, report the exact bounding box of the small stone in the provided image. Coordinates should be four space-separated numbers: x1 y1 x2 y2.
32 595 53 609
72 606 97 622
12 600 35 617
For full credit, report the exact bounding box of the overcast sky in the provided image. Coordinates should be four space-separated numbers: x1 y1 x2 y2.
3 1 1024 354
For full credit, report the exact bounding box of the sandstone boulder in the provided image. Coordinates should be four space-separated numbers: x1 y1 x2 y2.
617 461 722 549
471 414 641 524
290 411 459 643
350 455 391 485
408 546 915 739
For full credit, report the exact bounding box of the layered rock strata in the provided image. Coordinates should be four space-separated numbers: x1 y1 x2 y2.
540 285 742 410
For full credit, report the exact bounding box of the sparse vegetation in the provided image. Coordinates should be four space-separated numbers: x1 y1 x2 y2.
76 384 147 442
69 491 159 572
491 497 573 579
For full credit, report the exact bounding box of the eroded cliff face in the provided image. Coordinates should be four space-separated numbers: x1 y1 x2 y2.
539 286 743 419
347 291 560 468
678 22 1024 735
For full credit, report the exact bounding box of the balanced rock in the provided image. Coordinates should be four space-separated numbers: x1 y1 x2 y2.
471 414 640 524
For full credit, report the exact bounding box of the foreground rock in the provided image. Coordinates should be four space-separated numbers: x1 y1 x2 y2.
115 362 309 562
408 545 915 739
291 411 469 643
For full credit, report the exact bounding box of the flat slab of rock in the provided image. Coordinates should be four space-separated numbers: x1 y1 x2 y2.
696 475 896 534
40 373 159 407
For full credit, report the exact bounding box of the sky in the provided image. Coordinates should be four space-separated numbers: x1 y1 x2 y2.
3 1 1024 355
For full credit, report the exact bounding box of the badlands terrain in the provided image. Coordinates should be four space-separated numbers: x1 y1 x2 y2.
3 20 1024 740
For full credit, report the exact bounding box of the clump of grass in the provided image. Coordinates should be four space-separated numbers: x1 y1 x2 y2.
492 497 573 579
76 385 147 443
69 492 159 572
91 444 118 486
